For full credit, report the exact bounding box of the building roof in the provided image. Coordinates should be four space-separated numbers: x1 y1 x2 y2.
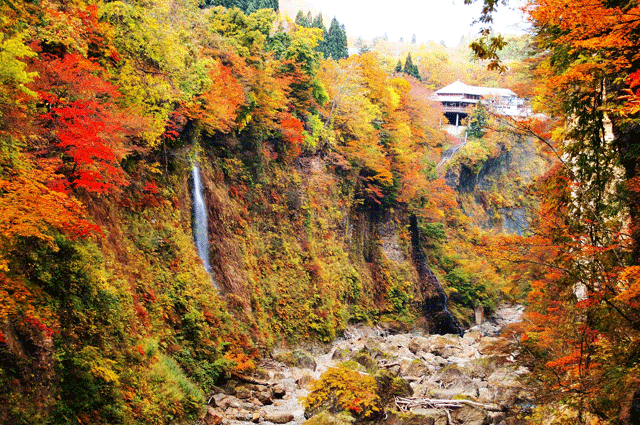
435 80 516 98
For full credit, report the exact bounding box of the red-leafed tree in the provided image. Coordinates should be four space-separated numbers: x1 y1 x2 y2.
33 53 133 194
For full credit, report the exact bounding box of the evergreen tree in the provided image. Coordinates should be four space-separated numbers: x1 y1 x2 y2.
325 18 348 60
465 102 489 138
411 33 417 44
311 13 325 30
402 53 420 80
201 0 278 12
355 37 370 54
395 59 402 73
295 10 310 27
312 14 328 58
337 23 348 59
403 52 414 74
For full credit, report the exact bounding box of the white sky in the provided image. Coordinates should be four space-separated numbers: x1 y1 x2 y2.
301 0 530 46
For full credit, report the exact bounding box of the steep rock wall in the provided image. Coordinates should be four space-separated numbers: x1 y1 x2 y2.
444 134 548 235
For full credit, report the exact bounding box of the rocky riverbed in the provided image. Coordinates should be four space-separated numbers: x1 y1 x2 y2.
199 304 529 425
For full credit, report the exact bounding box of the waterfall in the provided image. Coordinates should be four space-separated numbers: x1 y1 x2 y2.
191 161 215 285
410 215 463 336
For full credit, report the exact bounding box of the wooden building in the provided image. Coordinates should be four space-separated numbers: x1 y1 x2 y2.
434 80 526 126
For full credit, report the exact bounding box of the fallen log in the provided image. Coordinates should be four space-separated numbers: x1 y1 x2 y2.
394 396 503 413
230 371 271 386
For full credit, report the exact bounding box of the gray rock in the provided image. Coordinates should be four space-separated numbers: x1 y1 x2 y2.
235 409 253 421
400 358 433 377
235 386 252 399
212 393 227 408
264 411 294 423
297 373 314 389
407 336 431 354
451 405 487 425
411 408 448 425
258 391 273 405
272 349 317 370
272 383 286 399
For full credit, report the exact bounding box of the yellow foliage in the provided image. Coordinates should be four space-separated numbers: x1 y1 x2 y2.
302 367 381 419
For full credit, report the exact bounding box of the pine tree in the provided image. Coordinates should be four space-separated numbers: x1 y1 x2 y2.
326 18 348 60
395 59 402 73
312 14 328 58
202 0 278 12
295 10 310 27
337 24 348 59
465 102 488 138
402 53 421 80
312 13 325 30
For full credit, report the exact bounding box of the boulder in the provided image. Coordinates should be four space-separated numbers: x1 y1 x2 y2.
352 351 377 371
302 411 355 425
235 409 253 421
451 405 488 425
478 337 513 355
264 411 295 423
375 370 413 404
202 406 223 425
235 386 252 399
273 349 317 370
411 408 448 425
297 373 315 389
258 390 274 405
464 330 483 343
211 393 227 408
428 335 462 358
400 358 433 377
384 410 435 425
272 383 286 398
331 348 350 361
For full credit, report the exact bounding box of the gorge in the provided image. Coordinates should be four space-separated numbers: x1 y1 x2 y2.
3 0 640 424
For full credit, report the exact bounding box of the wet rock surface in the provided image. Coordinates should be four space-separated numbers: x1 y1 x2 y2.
199 305 529 425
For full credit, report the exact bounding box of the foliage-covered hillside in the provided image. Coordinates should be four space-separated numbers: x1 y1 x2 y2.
0 1 517 423
3 0 639 423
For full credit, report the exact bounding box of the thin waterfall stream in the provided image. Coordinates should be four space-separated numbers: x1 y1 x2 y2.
410 215 463 336
191 161 216 287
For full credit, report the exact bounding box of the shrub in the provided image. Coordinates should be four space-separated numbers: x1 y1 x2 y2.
302 367 381 420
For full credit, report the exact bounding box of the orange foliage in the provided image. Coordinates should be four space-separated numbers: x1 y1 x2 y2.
0 162 100 266
183 58 245 133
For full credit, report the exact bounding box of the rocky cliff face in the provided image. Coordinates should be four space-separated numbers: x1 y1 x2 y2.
444 134 549 236
198 153 464 342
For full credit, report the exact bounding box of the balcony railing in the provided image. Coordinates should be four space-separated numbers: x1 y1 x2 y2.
442 105 470 113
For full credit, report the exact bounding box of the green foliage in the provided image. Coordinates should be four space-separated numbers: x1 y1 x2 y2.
0 33 37 97
303 411 355 425
206 6 275 57
402 53 421 80
465 102 489 139
420 222 446 244
445 267 491 309
200 0 279 13
324 18 348 60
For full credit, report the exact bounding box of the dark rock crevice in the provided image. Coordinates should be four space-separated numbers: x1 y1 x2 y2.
410 215 463 336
